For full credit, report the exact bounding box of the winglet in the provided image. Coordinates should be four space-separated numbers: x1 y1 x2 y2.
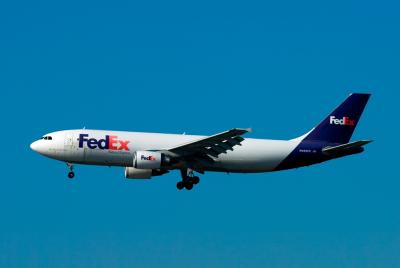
230 128 252 135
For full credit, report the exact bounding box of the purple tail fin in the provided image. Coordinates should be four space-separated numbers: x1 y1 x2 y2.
303 93 371 144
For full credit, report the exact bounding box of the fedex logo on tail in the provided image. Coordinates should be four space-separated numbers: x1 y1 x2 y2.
141 155 156 161
79 134 130 151
329 116 355 126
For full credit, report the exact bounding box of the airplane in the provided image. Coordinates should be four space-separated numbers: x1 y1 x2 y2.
30 93 372 190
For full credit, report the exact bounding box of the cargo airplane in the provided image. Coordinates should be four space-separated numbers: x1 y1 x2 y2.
30 93 372 190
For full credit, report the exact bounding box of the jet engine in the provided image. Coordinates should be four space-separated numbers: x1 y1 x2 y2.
134 151 170 169
124 167 169 179
124 167 152 179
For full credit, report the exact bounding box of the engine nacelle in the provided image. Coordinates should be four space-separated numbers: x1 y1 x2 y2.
134 151 170 169
124 167 152 179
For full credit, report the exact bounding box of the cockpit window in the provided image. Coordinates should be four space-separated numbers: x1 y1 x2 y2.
42 136 53 140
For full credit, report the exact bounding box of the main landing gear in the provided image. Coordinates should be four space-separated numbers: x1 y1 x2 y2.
67 163 75 179
177 169 200 191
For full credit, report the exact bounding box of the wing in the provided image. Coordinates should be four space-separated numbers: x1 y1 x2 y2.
165 128 252 165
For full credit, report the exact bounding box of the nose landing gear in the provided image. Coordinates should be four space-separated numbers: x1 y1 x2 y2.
67 163 75 179
177 169 200 190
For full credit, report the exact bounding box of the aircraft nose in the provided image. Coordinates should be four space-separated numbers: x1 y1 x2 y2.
30 141 38 152
30 140 42 153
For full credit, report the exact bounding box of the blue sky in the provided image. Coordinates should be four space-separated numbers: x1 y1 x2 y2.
0 0 399 267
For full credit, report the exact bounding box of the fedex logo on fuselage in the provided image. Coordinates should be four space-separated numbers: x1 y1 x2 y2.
329 116 355 126
78 134 130 151
141 155 156 161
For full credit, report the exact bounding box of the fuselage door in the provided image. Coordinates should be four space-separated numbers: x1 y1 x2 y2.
64 132 83 162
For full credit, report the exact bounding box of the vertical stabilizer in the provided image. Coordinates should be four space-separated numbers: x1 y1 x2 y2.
303 93 371 144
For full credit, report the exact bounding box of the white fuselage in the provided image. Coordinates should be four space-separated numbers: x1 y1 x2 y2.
30 129 304 173
29 94 371 187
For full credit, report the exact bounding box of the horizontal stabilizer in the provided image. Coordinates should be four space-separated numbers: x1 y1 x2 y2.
322 140 373 155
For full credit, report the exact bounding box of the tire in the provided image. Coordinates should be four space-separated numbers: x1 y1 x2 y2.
191 176 200 184
68 172 75 179
185 181 193 190
176 181 184 190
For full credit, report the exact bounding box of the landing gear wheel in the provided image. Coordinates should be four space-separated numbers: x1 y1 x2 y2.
185 181 193 190
176 181 184 190
178 169 200 190
191 176 200 185
66 163 75 179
